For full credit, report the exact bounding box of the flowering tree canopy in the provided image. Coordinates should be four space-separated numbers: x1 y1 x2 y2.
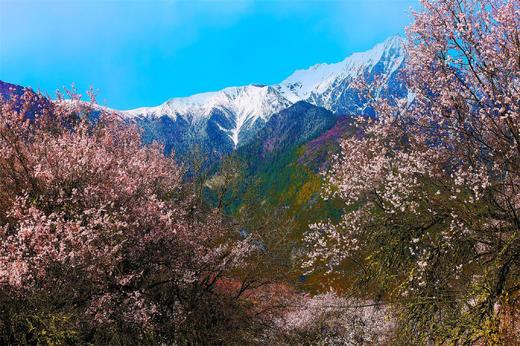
304 0 519 343
0 89 259 344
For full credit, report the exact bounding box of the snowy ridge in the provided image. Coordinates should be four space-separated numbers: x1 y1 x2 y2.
123 90 221 120
121 36 406 146
123 85 292 147
277 36 406 103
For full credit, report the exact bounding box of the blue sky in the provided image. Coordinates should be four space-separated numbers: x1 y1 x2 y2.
0 0 418 109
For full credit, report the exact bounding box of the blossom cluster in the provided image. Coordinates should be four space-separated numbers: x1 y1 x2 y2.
0 89 256 338
304 0 519 342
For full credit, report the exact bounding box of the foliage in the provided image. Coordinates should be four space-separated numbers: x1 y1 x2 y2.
264 292 393 345
0 89 267 344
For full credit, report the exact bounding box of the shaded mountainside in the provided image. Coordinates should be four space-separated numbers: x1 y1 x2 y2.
236 101 339 171
0 80 52 118
234 102 358 202
136 112 236 165
0 80 26 98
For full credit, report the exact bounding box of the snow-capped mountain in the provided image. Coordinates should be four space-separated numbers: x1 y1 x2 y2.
122 36 407 161
125 85 292 147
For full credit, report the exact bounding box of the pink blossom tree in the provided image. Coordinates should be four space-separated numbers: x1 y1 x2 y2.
0 89 259 344
304 0 519 343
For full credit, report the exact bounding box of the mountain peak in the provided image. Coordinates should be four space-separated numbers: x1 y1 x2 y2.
381 35 406 49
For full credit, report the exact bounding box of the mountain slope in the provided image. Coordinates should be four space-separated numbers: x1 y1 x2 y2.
214 103 354 245
237 101 338 168
0 80 53 120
